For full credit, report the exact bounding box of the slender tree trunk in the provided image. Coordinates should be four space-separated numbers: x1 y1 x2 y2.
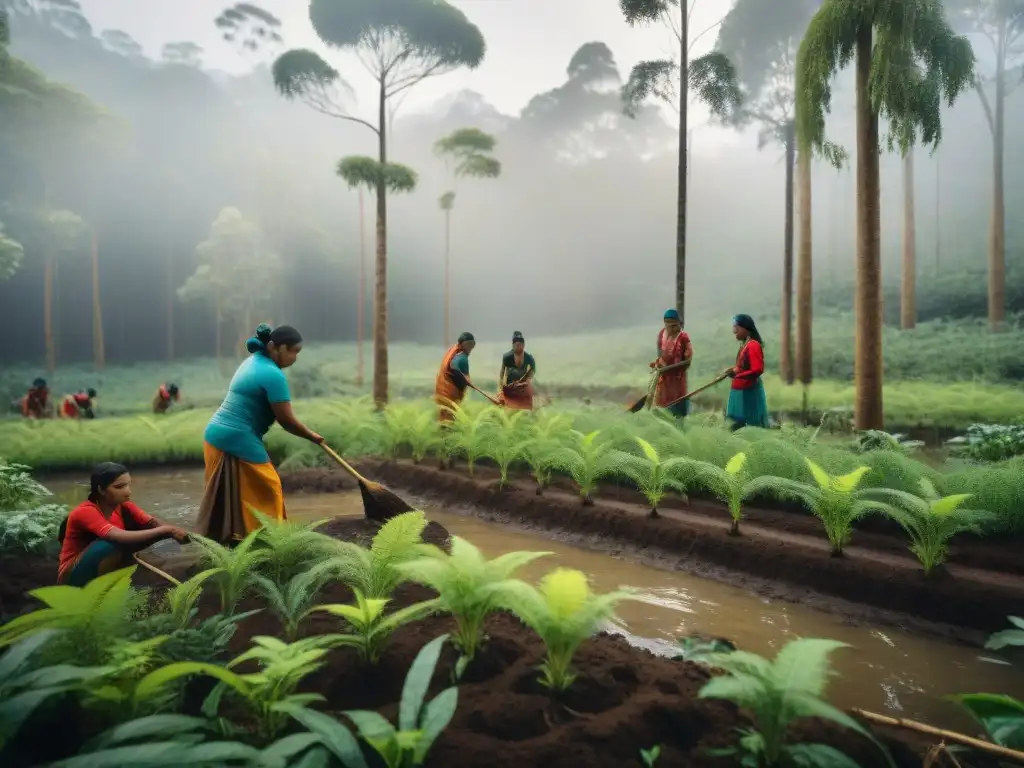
373 77 389 408
91 229 105 370
988 39 1006 332
900 149 916 330
796 148 813 387
675 6 689 324
356 189 365 386
43 252 54 373
166 243 174 360
780 121 796 384
443 206 451 347
854 27 884 430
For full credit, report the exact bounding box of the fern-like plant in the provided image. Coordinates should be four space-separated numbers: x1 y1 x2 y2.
499 568 635 691
403 408 442 464
189 528 270 613
620 437 690 517
311 589 439 664
331 510 431 599
547 430 632 506
447 404 498 476
679 452 783 535
522 413 573 494
481 408 531 489
697 638 893 767
765 460 890 556
0 567 148 666
254 558 345 641
396 536 551 660
250 509 337 584
870 479 997 574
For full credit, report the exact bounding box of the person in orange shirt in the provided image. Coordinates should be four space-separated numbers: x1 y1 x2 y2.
19 378 50 418
60 388 97 419
434 332 476 424
651 309 693 417
724 314 770 430
57 462 188 586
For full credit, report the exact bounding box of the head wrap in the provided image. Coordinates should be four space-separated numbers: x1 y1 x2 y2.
88 462 128 503
664 309 680 321
732 314 764 347
512 331 525 344
457 332 475 344
32 378 47 389
85 388 97 398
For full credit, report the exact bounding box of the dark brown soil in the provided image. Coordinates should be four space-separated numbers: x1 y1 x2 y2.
3 517 934 767
333 459 1024 634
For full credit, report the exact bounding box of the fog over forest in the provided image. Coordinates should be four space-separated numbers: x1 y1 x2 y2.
0 0 1020 367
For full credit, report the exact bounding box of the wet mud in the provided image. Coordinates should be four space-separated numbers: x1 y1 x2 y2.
2 518 931 768
301 459 1024 635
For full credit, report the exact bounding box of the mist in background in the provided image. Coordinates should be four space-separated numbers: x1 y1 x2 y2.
0 0 1020 367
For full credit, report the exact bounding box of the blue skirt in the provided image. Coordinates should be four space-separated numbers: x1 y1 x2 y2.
726 379 770 428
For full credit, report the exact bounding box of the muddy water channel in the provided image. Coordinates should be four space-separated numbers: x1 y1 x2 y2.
44 468 1024 730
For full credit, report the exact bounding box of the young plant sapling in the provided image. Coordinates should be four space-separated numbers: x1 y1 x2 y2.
189 528 270 613
251 509 338 584
870 479 996 574
499 568 635 691
396 536 551 660
311 588 439 664
620 437 689 517
697 638 893 767
677 452 784 535
481 407 531 489
254 558 345 641
548 430 633 505
447 405 498 476
331 510 431 599
285 634 457 768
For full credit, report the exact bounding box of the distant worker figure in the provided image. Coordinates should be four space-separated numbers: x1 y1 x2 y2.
153 382 181 414
651 309 693 417
60 388 97 419
57 462 189 586
197 324 323 543
497 331 536 411
434 332 476 424
20 378 50 419
724 314 770 430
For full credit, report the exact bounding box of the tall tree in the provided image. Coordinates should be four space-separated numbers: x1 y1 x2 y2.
797 0 975 429
948 0 1024 332
271 0 486 407
35 209 87 373
178 207 280 367
434 127 502 346
619 0 742 325
901 148 917 329
717 0 820 384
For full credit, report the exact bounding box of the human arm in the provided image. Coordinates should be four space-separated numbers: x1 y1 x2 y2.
450 352 471 385
123 502 189 543
270 401 323 444
74 505 182 546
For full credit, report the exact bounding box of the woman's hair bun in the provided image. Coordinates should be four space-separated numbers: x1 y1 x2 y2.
255 323 273 343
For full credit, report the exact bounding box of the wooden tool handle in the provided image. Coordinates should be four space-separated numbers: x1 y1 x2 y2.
467 382 502 407
133 553 182 586
665 373 729 409
320 442 369 484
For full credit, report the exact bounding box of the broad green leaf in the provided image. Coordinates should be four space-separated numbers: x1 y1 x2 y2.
280 704 368 768
416 686 458 762
834 466 870 493
134 661 248 703
930 494 973 516
0 629 57 677
786 742 862 767
399 634 449 732
805 459 833 490
636 437 660 463
88 714 210 749
951 693 1024 748
771 639 848 698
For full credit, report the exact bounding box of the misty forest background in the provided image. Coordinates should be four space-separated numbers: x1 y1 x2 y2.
0 0 1020 376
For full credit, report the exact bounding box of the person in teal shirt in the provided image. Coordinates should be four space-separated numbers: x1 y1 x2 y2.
196 323 323 542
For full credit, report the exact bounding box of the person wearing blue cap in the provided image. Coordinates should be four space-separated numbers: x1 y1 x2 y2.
649 308 693 417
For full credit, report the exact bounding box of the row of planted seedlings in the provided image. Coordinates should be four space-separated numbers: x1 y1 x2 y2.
308 400 1000 576
0 505 916 768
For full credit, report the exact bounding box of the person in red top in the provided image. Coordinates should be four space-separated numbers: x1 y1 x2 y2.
20 378 50 418
650 309 693 417
152 382 180 414
724 314 770 430
60 388 97 419
57 462 188 586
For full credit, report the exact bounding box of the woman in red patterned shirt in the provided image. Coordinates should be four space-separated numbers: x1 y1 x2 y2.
57 462 188 586
724 314 770 430
650 309 693 417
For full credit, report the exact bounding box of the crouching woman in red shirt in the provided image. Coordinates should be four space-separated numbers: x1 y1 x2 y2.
57 462 189 586
724 314 770 431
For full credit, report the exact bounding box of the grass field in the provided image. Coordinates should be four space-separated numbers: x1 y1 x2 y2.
3 313 1023 428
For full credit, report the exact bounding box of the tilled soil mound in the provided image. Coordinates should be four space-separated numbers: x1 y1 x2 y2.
3 518 929 767
329 459 1024 634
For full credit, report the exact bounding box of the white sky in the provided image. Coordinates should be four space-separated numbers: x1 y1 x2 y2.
77 0 739 145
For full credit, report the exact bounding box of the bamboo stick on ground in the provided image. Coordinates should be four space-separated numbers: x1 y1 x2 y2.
852 708 1024 763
